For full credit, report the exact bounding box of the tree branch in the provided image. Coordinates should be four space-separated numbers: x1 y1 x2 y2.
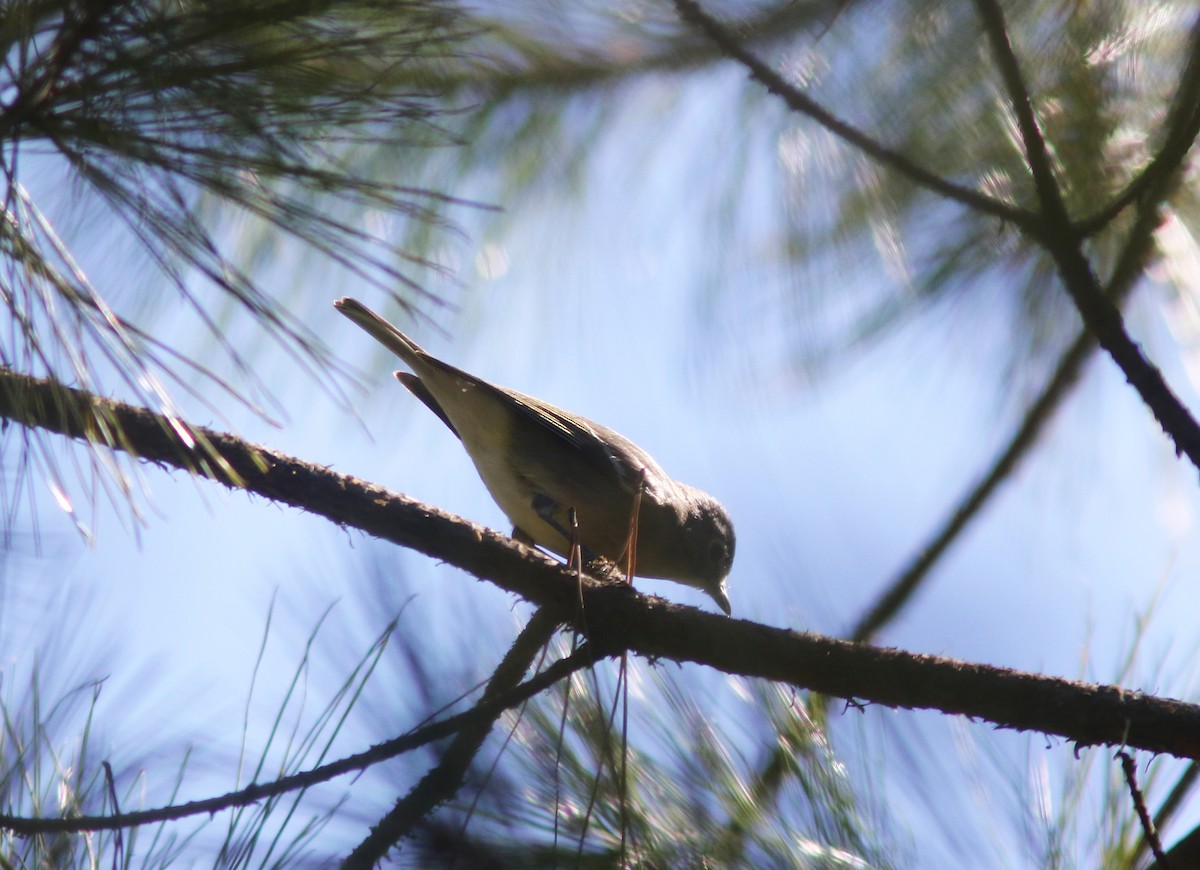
345 607 563 868
975 0 1200 474
0 639 599 836
0 367 591 611
443 1 842 99
850 109 1177 642
1139 761 1200 868
972 0 1067 223
1118 751 1168 866
672 0 1037 230
4 370 1200 783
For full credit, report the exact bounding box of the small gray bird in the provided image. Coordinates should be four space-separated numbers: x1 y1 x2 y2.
335 297 735 614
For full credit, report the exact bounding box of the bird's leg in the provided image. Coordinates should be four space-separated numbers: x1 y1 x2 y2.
567 506 585 610
620 469 648 584
565 507 583 572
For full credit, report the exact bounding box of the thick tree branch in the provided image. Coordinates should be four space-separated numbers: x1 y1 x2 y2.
672 0 1037 230
0 367 591 610
4 370 1200 780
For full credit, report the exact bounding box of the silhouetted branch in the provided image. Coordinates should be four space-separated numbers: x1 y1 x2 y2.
1078 11 1200 236
1118 751 1168 866
851 7 1200 643
1150 817 1200 870
0 639 599 836
1139 762 1200 869
4 371 1200 815
672 0 1037 229
345 607 563 868
975 0 1200 477
444 1 843 99
972 0 1064 219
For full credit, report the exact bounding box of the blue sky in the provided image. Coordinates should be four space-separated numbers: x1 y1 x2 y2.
6 23 1200 866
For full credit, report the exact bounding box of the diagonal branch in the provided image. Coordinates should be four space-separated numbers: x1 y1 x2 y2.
849 326 1096 643
973 0 1068 224
454 1 844 98
974 0 1200 473
855 73 1191 646
0 367 591 610
344 607 563 868
672 0 1038 230
850 110 1177 642
0 639 600 836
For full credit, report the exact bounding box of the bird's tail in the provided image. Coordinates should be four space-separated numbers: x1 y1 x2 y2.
334 297 426 367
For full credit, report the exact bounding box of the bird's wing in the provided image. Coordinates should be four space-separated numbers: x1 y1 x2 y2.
502 388 672 503
405 351 670 501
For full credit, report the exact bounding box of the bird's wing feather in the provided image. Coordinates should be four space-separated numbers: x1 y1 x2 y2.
501 389 671 502
411 353 669 499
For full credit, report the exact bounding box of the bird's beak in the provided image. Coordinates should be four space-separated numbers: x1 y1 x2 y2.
711 580 731 616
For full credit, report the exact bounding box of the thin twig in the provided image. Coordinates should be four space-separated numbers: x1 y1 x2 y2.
444 1 842 99
851 174 1173 642
972 0 1068 222
574 655 630 865
1118 750 1169 867
619 654 630 865
672 0 1037 230
618 474 648 864
102 760 125 868
1138 763 1200 869
0 641 599 836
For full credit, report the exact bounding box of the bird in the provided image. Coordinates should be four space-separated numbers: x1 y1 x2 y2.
334 296 735 614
